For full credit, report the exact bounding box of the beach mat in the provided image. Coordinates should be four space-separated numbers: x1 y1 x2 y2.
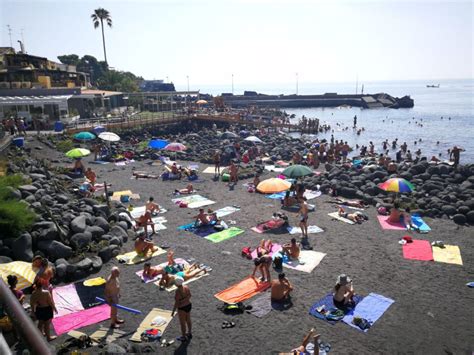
215 276 270 303
215 206 241 218
116 248 166 265
432 245 463 265
90 326 128 345
264 165 285 173
54 284 85 317
304 190 322 200
287 225 324 235
411 214 431 232
377 215 406 230
250 243 282 259
309 293 364 324
129 205 167 218
0 261 36 290
247 292 272 318
111 193 140 202
130 308 173 342
89 160 109 165
282 204 315 212
172 194 215 208
205 227 245 243
328 212 355 225
283 250 326 273
52 304 111 336
402 239 433 261
265 192 286 200
342 293 394 332
177 223 216 238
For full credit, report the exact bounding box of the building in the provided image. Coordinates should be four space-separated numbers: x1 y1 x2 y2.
139 80 175 92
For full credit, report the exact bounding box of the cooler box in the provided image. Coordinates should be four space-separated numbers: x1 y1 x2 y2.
221 173 230 182
54 121 64 132
12 137 24 147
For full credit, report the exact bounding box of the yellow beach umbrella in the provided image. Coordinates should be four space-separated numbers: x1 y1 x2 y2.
0 261 37 290
257 178 292 194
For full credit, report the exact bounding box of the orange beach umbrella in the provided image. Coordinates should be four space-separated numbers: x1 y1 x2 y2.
257 178 292 194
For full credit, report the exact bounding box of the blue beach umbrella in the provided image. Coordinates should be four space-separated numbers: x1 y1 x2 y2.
74 131 96 141
148 139 168 149
93 125 106 134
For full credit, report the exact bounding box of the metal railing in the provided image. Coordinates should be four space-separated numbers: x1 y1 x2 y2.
0 279 52 355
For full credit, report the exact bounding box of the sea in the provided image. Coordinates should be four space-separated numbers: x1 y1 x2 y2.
197 79 474 163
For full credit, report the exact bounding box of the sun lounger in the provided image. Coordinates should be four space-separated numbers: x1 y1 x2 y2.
342 293 394 332
214 276 270 303
328 212 355 225
130 308 173 342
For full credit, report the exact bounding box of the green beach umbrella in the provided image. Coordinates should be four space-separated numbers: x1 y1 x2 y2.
282 164 313 178
65 148 91 158
73 132 96 141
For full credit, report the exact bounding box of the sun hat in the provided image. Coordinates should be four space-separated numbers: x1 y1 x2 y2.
337 274 352 286
174 277 184 286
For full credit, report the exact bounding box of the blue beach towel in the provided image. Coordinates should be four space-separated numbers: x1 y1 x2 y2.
177 222 216 238
265 192 286 200
411 214 431 232
342 293 394 332
309 293 364 325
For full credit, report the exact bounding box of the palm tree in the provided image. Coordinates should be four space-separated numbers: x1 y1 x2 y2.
91 8 112 65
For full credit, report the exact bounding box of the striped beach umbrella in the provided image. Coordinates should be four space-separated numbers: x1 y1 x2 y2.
378 178 415 193
0 261 37 290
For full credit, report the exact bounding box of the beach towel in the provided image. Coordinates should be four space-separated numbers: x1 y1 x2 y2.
129 205 167 218
202 167 217 174
205 227 245 243
0 261 36 290
282 204 316 212
250 243 282 259
328 212 356 225
90 326 127 345
309 293 364 324
130 308 173 342
264 165 285 173
432 245 463 265
184 224 217 238
215 206 241 218
53 280 106 317
247 292 272 318
251 220 287 234
135 258 188 283
116 248 166 265
52 304 111 336
342 293 394 332
172 194 215 209
282 250 326 273
265 192 286 200
402 239 433 261
214 276 270 304
303 190 322 200
377 215 406 230
115 159 135 166
287 225 324 235
89 160 109 165
411 214 431 232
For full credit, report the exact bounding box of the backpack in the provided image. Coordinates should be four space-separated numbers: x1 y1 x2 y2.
140 328 162 342
222 302 245 314
241 246 252 259
273 256 283 269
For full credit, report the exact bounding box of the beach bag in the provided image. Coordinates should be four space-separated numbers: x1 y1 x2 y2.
140 328 162 342
377 207 387 215
188 174 198 181
179 201 188 208
222 302 245 314
273 256 283 269
241 246 252 259
120 195 130 203
247 186 255 193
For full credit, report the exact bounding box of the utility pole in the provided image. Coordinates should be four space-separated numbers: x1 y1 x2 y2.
296 72 299 95
355 74 359 95
7 25 12 48
186 75 189 92
20 28 26 53
231 74 234 95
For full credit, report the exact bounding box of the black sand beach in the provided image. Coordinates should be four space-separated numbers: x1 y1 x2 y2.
21 136 474 354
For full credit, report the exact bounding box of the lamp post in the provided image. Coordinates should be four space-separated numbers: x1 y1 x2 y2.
232 74 234 95
186 75 189 112
296 72 299 95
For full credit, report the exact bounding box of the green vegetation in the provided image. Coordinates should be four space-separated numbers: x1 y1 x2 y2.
91 8 113 64
56 139 74 153
0 174 36 237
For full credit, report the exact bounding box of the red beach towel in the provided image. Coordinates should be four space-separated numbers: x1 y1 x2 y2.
214 276 270 304
402 239 434 261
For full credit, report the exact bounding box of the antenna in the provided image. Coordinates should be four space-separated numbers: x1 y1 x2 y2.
20 28 26 53
7 25 13 48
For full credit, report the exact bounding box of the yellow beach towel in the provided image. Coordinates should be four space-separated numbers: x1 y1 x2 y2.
0 261 36 290
432 245 463 265
116 248 166 265
130 308 173 342
112 190 133 197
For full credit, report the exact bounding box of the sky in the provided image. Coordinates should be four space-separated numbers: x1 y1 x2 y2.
1 0 473 91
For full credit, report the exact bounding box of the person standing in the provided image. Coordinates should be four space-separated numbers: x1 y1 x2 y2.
105 267 124 328
172 277 192 342
450 146 465 167
298 197 309 238
30 280 57 341
213 150 221 177
229 160 239 185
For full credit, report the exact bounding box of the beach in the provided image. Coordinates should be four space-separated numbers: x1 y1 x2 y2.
19 135 474 354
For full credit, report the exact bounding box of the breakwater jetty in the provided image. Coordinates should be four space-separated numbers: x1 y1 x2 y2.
221 92 414 109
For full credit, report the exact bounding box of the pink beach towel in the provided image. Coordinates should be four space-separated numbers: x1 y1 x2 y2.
402 239 434 261
52 304 110 336
250 244 282 259
377 215 406 230
53 284 85 317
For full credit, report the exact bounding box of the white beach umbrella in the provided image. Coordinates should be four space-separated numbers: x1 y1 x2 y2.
244 135 263 143
99 132 121 142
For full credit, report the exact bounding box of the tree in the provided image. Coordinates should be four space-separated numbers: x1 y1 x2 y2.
91 8 112 64
57 54 80 66
97 70 140 92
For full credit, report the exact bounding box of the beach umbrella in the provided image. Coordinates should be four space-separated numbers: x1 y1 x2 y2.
196 99 208 105
220 131 238 139
65 148 91 158
244 135 263 144
0 261 37 290
164 142 187 152
257 178 292 194
73 131 96 141
282 164 313 178
93 125 106 134
378 178 415 193
99 132 121 142
148 139 168 149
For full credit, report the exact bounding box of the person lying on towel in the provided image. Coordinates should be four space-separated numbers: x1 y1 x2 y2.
135 210 155 235
142 262 165 280
271 273 293 303
290 328 321 355
330 198 368 208
282 238 300 260
333 274 356 311
174 183 194 195
282 191 298 207
134 235 158 257
159 264 208 289
338 207 367 224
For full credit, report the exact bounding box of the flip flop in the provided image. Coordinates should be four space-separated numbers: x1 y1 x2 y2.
466 282 474 288
222 321 230 329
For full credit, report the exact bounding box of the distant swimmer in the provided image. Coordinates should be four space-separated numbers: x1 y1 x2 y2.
436 141 440 145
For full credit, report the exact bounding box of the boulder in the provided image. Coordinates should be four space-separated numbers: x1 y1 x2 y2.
70 215 87 234
55 258 69 267
5 187 22 200
38 225 59 241
452 214 467 225
340 187 357 198
37 240 73 260
466 210 474 224
70 233 92 249
18 185 38 195
441 205 457 216
98 245 120 263
82 198 99 207
0 256 13 263
90 256 103 272
85 226 105 239
109 225 128 238
55 194 69 204
93 204 110 216
93 217 110 233
74 257 93 271
11 233 33 261
117 221 129 231
55 264 67 281
109 236 122 246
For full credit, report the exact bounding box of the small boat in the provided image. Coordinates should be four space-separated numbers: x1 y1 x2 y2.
426 84 440 88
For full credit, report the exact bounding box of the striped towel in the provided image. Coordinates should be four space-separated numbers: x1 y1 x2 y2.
0 261 37 290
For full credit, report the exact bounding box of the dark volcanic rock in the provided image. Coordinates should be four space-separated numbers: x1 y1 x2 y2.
12 233 33 261
37 240 73 260
452 214 467 225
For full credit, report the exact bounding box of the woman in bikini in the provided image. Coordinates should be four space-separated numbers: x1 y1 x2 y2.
172 278 192 342
333 274 355 310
